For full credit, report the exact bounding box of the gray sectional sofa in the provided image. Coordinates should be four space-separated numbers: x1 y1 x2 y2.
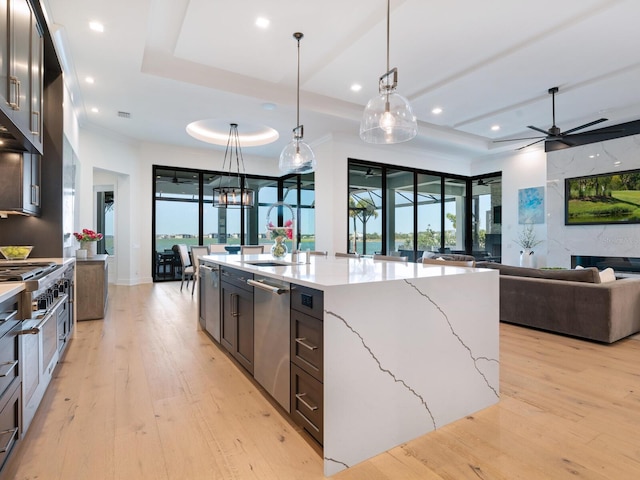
476 262 640 343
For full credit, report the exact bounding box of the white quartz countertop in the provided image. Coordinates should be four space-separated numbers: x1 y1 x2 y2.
0 283 24 303
202 253 494 289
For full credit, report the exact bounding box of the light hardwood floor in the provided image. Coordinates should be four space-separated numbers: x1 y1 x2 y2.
4 282 640 479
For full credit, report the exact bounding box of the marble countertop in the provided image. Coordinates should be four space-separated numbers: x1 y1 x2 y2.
202 253 493 289
0 283 24 303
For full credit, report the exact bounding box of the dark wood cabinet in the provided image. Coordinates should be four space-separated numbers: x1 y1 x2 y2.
0 0 44 154
220 267 254 375
290 284 324 444
0 151 40 216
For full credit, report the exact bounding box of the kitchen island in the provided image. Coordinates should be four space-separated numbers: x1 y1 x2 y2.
200 253 500 476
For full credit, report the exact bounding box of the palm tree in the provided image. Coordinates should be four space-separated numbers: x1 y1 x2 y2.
349 197 379 254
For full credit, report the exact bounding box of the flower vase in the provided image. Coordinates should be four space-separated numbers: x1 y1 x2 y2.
519 248 535 268
82 241 98 257
271 238 288 259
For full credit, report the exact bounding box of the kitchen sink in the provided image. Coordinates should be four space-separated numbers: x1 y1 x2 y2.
243 260 293 267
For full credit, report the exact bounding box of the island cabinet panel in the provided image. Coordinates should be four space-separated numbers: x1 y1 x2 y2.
290 310 323 381
220 267 254 375
290 284 323 444
291 362 323 444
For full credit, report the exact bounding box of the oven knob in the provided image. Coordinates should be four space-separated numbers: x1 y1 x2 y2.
53 286 59 298
38 297 48 310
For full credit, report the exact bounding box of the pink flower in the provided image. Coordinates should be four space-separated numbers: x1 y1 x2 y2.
74 228 104 242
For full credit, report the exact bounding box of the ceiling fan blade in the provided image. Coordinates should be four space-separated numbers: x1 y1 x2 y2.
493 135 545 143
562 118 608 135
516 138 544 150
566 127 624 137
527 125 550 135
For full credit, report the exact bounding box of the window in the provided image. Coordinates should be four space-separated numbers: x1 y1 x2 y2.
349 164 382 255
347 160 501 261
416 173 442 258
472 175 502 261
152 166 314 281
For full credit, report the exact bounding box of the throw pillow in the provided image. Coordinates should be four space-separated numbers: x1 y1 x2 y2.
599 267 616 283
575 265 584 270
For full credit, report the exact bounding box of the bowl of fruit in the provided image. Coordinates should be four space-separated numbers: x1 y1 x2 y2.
0 246 33 260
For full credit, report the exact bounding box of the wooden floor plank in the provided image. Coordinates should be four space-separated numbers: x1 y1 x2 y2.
3 282 640 480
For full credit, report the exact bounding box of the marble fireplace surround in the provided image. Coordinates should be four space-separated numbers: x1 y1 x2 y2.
546 133 640 268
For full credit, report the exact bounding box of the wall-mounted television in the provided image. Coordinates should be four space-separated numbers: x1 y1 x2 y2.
565 169 640 225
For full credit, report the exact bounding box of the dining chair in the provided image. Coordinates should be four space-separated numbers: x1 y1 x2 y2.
241 245 265 254
373 254 408 262
190 246 210 295
177 244 194 291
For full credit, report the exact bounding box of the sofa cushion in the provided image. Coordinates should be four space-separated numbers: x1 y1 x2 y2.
476 262 601 283
599 267 616 283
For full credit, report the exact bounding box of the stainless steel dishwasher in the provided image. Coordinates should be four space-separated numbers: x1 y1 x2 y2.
199 262 221 342
248 275 291 411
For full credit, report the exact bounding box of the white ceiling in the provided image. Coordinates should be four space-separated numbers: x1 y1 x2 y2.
41 0 640 161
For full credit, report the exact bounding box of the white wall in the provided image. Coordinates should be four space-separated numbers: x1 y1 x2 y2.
547 134 640 268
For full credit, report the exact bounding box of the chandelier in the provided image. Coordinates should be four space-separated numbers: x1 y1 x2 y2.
213 123 255 208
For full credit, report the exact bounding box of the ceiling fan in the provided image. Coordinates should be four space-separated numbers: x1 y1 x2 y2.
495 87 612 150
364 167 382 178
157 171 190 184
476 178 500 186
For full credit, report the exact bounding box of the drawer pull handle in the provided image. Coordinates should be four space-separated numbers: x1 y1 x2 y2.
295 393 318 411
0 428 18 453
295 337 318 351
0 361 17 378
0 310 18 323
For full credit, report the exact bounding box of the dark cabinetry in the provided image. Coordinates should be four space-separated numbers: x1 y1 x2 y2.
0 151 40 216
0 292 21 472
220 267 254 374
0 0 43 153
290 284 324 445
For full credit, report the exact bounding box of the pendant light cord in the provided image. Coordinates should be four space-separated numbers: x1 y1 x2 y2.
294 32 303 130
386 0 390 74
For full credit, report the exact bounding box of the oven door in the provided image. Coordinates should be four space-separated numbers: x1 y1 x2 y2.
20 298 62 434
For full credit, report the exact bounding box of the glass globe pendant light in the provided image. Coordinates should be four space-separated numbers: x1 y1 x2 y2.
279 32 316 174
360 0 417 144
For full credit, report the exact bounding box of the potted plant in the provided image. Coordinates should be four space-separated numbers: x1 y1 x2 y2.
74 228 103 257
515 224 542 267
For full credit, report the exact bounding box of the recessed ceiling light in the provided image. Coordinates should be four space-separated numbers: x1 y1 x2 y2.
255 17 270 28
91 107 99 113
491 125 500 131
431 107 443 115
89 21 104 33
350 84 362 92
85 76 95 84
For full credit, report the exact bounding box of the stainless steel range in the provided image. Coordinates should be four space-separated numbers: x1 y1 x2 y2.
0 260 75 433
0 262 73 321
